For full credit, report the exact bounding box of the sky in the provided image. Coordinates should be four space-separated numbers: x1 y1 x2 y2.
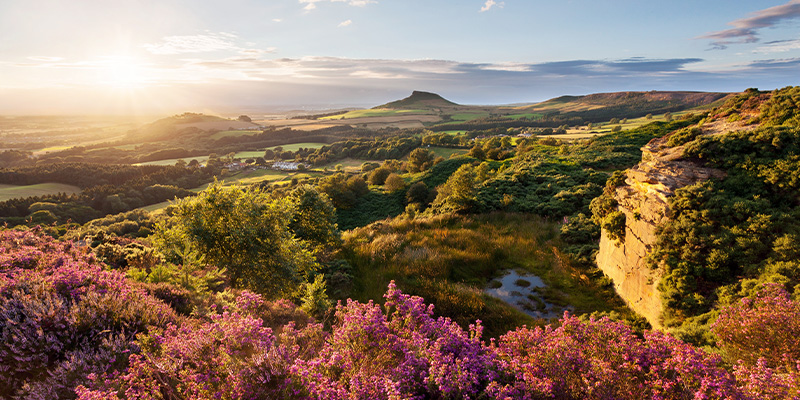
1 0 800 114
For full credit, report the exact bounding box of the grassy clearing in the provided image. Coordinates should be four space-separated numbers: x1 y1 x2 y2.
138 200 172 213
0 183 82 201
428 146 467 158
319 109 428 120
210 130 262 140
440 130 466 135
316 158 370 173
343 213 634 337
223 169 291 185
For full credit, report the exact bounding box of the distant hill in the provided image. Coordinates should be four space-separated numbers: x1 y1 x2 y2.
521 91 731 115
376 91 459 110
128 112 259 141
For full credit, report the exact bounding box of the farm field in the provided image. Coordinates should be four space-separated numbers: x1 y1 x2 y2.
319 109 429 120
135 145 327 166
0 183 82 201
437 112 490 125
265 142 328 152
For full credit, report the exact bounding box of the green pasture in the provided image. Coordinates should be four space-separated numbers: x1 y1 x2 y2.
234 151 267 159
0 183 82 201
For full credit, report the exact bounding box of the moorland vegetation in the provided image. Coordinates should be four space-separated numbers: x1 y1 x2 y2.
1 88 799 399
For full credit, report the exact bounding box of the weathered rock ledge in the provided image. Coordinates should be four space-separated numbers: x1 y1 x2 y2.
596 136 725 328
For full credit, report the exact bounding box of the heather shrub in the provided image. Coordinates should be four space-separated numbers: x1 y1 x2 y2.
0 229 179 399
292 281 496 399
713 283 800 399
489 314 744 400
78 292 325 400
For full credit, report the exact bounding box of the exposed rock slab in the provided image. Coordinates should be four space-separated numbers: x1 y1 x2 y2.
596 137 724 328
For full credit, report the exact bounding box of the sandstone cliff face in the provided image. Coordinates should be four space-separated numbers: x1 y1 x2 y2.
596 135 725 328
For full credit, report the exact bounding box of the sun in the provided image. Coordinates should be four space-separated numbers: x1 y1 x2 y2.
101 55 148 89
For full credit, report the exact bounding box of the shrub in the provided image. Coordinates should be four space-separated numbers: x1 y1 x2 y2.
384 173 406 192
0 229 178 399
489 314 743 400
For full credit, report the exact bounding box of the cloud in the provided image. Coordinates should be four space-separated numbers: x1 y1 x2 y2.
480 0 504 12
299 0 376 11
27 56 64 62
338 20 353 27
755 38 800 53
143 33 240 55
174 55 707 86
700 0 800 49
8 54 800 113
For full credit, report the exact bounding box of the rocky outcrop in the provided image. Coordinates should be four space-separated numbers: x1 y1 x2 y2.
596 135 725 328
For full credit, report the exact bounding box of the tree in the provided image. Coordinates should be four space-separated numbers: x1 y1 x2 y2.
468 144 486 160
384 173 406 192
288 185 340 252
406 181 431 206
237 115 252 122
407 148 435 173
368 167 392 185
153 183 316 297
432 164 477 213
664 112 673 122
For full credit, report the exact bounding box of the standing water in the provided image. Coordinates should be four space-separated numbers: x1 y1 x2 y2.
485 269 571 319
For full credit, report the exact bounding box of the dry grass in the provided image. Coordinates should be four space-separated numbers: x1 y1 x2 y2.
342 212 636 337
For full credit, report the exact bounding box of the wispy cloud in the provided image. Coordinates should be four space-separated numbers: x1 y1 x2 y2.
338 20 353 27
143 32 240 55
27 56 64 62
480 0 504 12
699 0 800 50
299 0 376 12
755 38 800 53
